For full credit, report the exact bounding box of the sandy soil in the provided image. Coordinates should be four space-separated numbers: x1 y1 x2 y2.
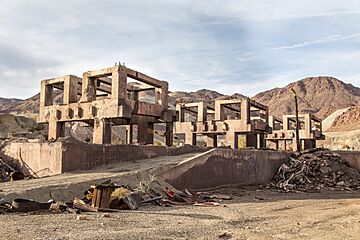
0 189 359 240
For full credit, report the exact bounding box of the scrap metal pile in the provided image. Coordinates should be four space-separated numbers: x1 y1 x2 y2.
271 149 360 192
0 158 24 182
0 179 231 214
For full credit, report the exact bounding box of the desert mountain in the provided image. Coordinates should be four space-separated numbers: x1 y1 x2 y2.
1 77 360 122
327 103 360 132
252 76 360 119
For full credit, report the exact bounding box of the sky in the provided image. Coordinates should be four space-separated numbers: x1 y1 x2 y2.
1 0 360 99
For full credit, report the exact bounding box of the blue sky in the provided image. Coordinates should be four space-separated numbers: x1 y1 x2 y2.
1 0 360 99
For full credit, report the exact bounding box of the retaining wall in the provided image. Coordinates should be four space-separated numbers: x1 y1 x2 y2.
1 141 206 177
160 149 290 190
335 151 360 170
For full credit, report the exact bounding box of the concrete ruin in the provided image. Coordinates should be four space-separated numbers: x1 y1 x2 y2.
38 65 175 145
174 98 271 149
266 114 325 151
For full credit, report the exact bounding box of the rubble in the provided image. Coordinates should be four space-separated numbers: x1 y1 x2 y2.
271 149 360 192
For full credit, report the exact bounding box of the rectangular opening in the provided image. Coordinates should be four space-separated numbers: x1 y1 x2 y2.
127 77 157 104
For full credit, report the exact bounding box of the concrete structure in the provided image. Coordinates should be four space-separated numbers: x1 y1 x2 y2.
1 141 206 177
266 114 325 151
174 98 271 149
160 148 290 190
38 65 175 145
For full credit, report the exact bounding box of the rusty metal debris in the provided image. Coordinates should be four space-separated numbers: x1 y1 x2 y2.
271 149 360 192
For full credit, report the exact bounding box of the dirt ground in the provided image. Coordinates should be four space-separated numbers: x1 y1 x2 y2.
0 189 359 240
0 153 359 240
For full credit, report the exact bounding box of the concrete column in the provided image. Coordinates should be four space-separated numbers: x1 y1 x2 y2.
156 82 168 108
138 122 154 145
48 118 65 140
206 135 217 148
165 122 173 146
257 134 265 149
63 76 79 104
268 116 275 129
80 72 96 102
292 138 299 152
304 114 311 136
197 102 207 122
176 104 185 122
40 82 53 107
225 131 238 149
126 124 133 144
214 101 224 121
284 116 291 131
241 99 250 124
93 119 111 144
185 131 196 145
111 66 127 104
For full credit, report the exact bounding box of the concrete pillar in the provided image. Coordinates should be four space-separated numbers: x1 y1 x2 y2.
241 99 250 124
292 138 299 152
80 72 96 102
225 131 238 149
214 101 224 121
176 104 184 122
185 132 196 145
93 119 111 144
304 114 311 136
111 66 127 104
48 118 65 140
138 122 154 145
156 82 168 108
165 122 173 146
283 116 289 130
268 116 275 129
206 135 217 147
40 82 53 107
257 134 265 149
126 124 133 144
63 76 79 104
197 102 207 122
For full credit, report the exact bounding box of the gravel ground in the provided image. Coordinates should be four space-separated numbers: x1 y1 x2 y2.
0 189 359 240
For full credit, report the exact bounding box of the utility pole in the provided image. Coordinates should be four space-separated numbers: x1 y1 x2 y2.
291 88 301 152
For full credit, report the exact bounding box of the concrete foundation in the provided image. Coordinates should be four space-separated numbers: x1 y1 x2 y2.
160 149 290 190
1 141 207 177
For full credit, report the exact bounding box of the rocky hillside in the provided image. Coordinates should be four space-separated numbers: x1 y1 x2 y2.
169 89 224 107
327 104 360 132
0 113 39 137
1 77 359 122
253 76 360 119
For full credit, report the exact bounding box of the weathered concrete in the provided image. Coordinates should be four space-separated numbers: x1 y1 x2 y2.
267 114 325 151
335 151 360 170
160 148 290 190
1 141 207 177
174 98 271 149
38 65 175 145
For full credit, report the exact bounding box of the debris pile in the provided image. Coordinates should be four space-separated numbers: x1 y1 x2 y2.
271 149 360 192
0 157 24 182
0 179 231 214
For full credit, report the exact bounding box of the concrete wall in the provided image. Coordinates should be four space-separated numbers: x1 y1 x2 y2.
1 141 206 177
160 149 290 190
2 142 63 177
335 151 360 170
